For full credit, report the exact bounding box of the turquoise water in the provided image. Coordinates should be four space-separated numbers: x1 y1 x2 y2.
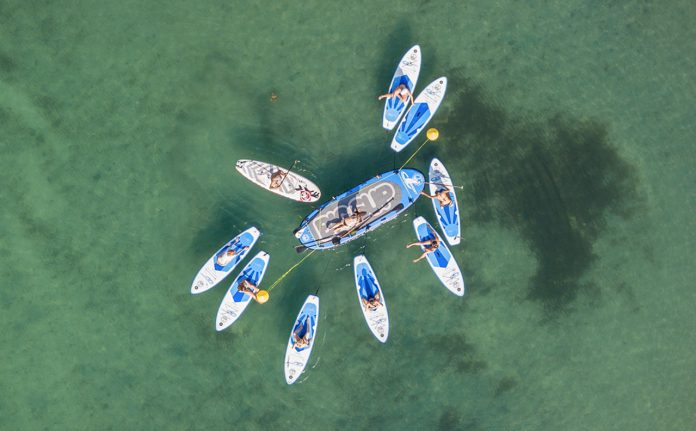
2 1 695 429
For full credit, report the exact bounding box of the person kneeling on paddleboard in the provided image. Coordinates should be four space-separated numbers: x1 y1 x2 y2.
292 316 312 350
406 235 441 263
216 240 249 266
330 209 368 234
421 189 453 207
378 84 414 105
237 279 266 304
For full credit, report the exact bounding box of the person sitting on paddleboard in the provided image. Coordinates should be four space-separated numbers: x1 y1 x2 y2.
406 234 440 263
378 84 414 105
330 209 368 233
292 316 312 349
421 189 453 207
362 293 382 311
216 240 249 266
237 279 264 303
269 170 287 189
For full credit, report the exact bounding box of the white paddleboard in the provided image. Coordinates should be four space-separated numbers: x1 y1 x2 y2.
284 295 319 385
353 255 389 343
382 45 421 130
190 227 260 294
412 217 465 296
235 159 321 203
390 77 448 153
215 251 270 331
428 158 461 246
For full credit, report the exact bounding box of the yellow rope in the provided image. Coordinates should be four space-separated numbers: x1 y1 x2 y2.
267 249 317 291
399 138 430 170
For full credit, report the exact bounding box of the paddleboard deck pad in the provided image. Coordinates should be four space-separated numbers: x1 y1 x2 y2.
353 255 389 343
236 159 321 203
191 227 260 294
294 169 425 250
412 217 465 296
215 251 270 331
391 77 448 153
284 295 320 385
429 158 461 245
382 45 421 130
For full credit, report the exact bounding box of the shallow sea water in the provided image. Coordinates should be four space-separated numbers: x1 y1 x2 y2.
1 1 695 429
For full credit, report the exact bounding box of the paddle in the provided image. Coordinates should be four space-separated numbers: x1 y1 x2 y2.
294 199 401 253
423 181 464 190
275 159 300 189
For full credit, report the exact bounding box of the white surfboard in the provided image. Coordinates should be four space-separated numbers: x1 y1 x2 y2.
390 77 448 153
382 45 421 130
215 251 270 331
412 217 465 296
235 159 321 203
190 227 260 294
353 255 389 343
284 295 319 385
428 158 461 246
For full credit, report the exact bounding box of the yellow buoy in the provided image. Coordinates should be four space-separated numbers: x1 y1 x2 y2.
426 128 440 141
256 290 269 304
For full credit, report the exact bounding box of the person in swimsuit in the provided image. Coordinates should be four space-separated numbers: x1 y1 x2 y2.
421 189 453 207
292 315 312 349
362 293 382 311
237 279 264 303
216 239 249 266
406 234 441 263
330 209 368 233
378 84 414 105
269 170 287 189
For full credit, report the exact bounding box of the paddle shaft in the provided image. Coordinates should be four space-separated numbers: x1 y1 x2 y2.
424 181 464 190
276 160 299 189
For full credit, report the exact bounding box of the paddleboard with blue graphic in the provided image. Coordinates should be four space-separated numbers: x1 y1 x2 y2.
284 295 320 385
215 251 270 331
382 45 421 130
412 217 464 296
390 77 448 153
353 255 389 343
429 158 461 245
190 227 260 294
294 169 425 250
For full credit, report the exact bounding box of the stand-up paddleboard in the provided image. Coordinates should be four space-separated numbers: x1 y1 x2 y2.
284 295 319 385
353 255 389 343
190 227 260 294
294 169 425 250
382 45 421 130
428 158 461 246
215 251 270 331
390 77 448 153
235 159 321 203
412 217 465 296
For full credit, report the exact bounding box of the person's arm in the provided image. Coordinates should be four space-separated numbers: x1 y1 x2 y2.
407 91 414 105
420 191 434 199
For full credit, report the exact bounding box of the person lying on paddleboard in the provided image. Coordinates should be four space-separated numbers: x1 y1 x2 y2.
330 209 368 233
237 279 264 303
421 189 453 207
216 240 249 266
406 234 440 263
269 170 288 189
378 84 414 105
292 316 312 349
